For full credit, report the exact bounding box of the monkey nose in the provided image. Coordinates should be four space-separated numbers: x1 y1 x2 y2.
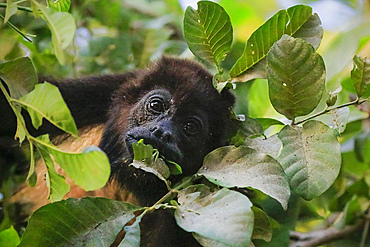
151 126 174 143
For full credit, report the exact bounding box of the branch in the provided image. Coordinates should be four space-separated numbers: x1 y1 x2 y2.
294 98 368 125
290 220 365 247
0 3 32 12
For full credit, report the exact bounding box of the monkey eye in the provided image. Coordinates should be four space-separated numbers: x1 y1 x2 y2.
147 97 167 114
183 117 202 136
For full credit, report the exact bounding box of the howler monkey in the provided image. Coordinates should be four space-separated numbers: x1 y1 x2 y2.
4 57 235 246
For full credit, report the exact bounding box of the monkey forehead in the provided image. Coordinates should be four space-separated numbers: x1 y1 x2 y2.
115 58 215 102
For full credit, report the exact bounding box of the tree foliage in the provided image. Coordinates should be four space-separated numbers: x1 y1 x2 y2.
1 0 370 246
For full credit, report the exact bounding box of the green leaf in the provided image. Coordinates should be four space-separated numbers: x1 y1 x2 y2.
251 207 272 242
183 1 233 66
131 159 170 182
19 82 78 137
18 198 143 247
278 121 341 200
0 226 20 247
4 0 18 24
229 9 287 78
132 140 154 163
267 35 326 120
291 13 323 49
36 135 110 192
244 134 282 159
285 5 314 37
175 185 254 247
255 118 285 131
38 148 70 201
0 57 37 99
230 5 314 78
199 146 290 210
351 55 370 98
32 1 76 65
47 0 71 12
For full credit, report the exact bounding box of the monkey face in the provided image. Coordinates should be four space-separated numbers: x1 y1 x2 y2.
97 57 235 205
125 89 210 175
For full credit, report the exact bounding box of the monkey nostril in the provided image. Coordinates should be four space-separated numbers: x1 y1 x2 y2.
161 131 172 142
151 127 173 142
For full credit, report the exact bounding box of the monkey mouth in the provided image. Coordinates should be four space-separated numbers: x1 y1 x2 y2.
125 133 184 166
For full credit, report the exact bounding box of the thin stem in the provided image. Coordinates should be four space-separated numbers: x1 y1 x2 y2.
0 13 33 42
360 210 370 247
144 176 196 215
0 3 32 12
294 98 368 125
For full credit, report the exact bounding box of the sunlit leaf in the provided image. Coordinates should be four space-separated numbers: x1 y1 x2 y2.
184 1 233 66
19 82 78 137
36 135 110 191
199 146 290 210
278 121 341 200
351 55 370 98
18 198 143 247
229 9 287 78
267 35 326 120
47 0 71 12
230 5 314 79
32 1 76 65
291 13 323 49
175 185 254 247
0 226 20 247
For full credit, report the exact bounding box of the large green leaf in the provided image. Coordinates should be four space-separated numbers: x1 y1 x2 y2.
351 55 370 98
183 1 232 66
174 185 254 247
230 5 315 78
229 9 287 78
267 35 326 120
0 57 37 99
244 134 282 159
199 146 290 210
32 1 75 65
285 5 314 37
36 135 110 192
277 121 341 200
19 82 78 137
291 13 323 49
18 198 143 247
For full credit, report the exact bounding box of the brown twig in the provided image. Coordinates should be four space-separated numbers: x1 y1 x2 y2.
290 220 365 247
